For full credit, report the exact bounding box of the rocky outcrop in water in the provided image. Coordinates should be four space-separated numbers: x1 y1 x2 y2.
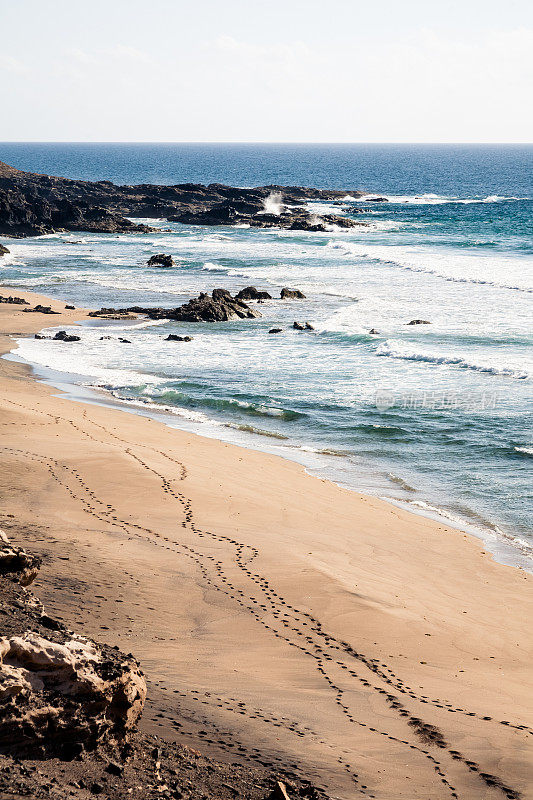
170 289 262 322
0 160 371 237
88 288 262 323
281 288 306 300
147 253 174 267
235 286 273 301
407 319 431 325
0 244 9 256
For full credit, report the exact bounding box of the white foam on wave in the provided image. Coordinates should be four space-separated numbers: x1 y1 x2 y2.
376 339 529 380
327 240 533 293
202 261 227 272
14 331 165 388
94 318 169 331
515 446 533 455
102 389 218 426
360 193 528 205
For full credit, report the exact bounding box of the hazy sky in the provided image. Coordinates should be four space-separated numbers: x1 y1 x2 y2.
1 0 531 142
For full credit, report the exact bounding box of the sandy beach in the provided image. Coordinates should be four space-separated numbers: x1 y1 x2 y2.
0 289 532 800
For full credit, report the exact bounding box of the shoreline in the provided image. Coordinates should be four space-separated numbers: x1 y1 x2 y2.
7 349 532 574
4 289 531 574
1 288 532 799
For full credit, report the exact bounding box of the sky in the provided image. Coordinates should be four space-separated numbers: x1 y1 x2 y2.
0 0 532 142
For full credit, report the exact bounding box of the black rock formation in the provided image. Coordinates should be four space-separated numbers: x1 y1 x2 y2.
0 244 9 256
0 294 29 305
0 160 371 237
147 253 174 267
89 289 262 323
53 330 81 342
281 288 306 299
407 319 431 325
22 304 60 314
234 286 273 301
165 334 193 342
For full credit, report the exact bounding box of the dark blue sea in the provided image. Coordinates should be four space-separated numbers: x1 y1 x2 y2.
1 143 532 565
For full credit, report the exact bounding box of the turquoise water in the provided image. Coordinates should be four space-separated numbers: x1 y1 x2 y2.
1 144 532 560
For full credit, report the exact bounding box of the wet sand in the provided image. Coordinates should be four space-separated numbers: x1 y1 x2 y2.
1 288 532 800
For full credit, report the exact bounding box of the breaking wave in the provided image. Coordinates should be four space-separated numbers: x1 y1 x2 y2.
376 340 529 380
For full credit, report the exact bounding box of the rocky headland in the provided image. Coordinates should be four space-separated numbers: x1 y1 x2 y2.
0 160 370 237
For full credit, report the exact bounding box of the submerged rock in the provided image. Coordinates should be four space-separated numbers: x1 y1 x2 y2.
407 319 431 325
369 328 380 334
269 328 283 334
280 288 306 300
147 253 174 267
165 334 193 342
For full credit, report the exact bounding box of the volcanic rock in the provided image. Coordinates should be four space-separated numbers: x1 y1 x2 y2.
53 330 81 342
165 334 193 342
234 286 272 301
407 319 431 325
269 328 283 334
147 253 174 267
0 294 29 305
169 290 262 322
23 304 60 314
0 244 9 256
281 288 306 300
0 159 368 238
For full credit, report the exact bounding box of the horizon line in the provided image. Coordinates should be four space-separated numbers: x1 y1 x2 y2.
1 141 532 147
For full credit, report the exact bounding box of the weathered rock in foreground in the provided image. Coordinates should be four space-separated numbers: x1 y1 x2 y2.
0 529 329 800
0 530 41 586
0 531 146 760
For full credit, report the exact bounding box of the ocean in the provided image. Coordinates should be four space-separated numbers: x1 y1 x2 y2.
1 143 532 565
